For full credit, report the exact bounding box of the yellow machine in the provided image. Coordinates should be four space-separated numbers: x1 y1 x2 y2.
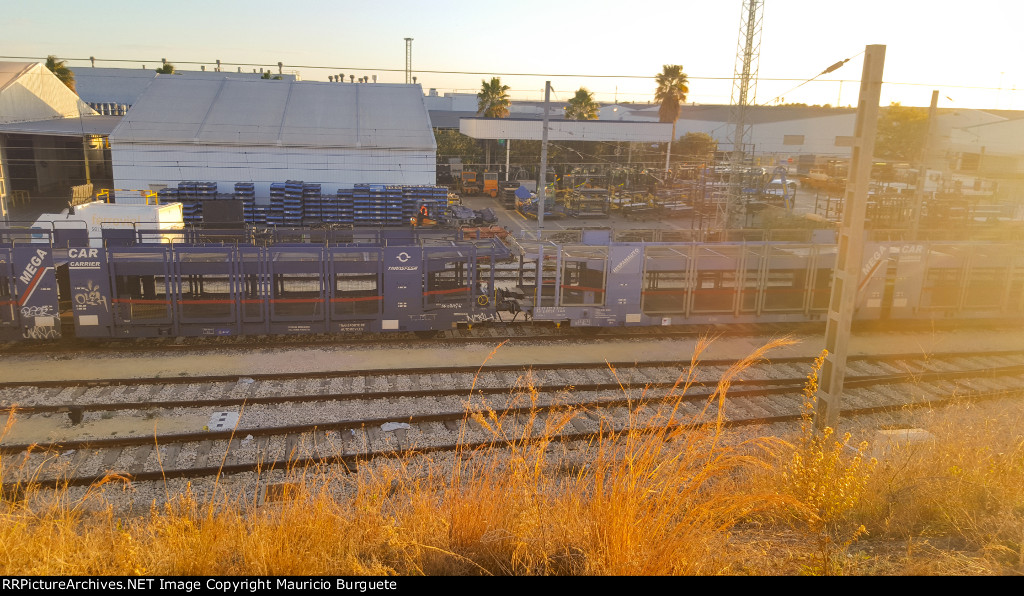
461 171 480 195
482 172 499 198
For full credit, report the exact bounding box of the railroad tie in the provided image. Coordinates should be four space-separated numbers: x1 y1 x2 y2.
394 428 408 451
569 415 590 433
221 438 239 467
255 436 271 464
70 448 92 473
284 434 301 462
194 440 213 468
129 445 153 474
364 426 383 450
101 447 124 472
442 419 460 432
159 444 182 469
342 428 358 454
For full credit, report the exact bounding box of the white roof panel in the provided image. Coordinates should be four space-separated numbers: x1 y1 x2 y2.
460 117 673 142
109 77 435 151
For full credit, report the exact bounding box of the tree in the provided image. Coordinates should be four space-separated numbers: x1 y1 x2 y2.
477 77 510 118
676 132 718 162
434 128 482 163
477 77 511 167
261 71 283 80
45 55 75 93
655 65 689 170
155 63 175 74
875 102 929 161
564 87 599 120
655 64 689 133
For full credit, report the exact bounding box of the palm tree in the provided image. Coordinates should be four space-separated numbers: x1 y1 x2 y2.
655 64 689 170
477 77 511 167
564 87 600 120
477 77 510 118
45 55 76 93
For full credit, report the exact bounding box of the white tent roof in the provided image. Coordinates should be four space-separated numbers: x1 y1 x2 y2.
110 77 435 150
0 61 97 124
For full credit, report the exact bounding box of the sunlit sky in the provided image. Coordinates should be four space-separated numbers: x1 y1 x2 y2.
5 0 1022 111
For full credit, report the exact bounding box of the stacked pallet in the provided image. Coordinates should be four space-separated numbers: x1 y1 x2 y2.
268 183 285 226
175 181 217 223
303 183 322 221
154 181 455 227
235 182 256 224
284 180 304 226
335 189 354 225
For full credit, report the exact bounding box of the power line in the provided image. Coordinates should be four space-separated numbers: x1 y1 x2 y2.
7 55 1017 94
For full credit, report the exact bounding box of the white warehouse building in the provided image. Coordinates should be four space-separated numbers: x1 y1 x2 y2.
109 77 436 198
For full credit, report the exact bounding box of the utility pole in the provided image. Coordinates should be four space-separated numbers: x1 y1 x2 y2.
537 81 551 236
911 90 939 241
404 38 413 84
816 44 886 431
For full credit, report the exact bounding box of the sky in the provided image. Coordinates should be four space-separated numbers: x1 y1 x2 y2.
4 0 1022 111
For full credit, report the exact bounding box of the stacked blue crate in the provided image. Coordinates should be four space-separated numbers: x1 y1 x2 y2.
284 180 304 226
268 183 285 226
176 181 203 223
385 185 405 226
319 189 336 223
402 186 421 221
352 184 371 226
235 182 256 224
196 181 217 204
336 188 354 225
303 183 322 221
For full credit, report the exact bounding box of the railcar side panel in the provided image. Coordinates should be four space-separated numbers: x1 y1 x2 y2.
67 247 115 337
13 245 61 340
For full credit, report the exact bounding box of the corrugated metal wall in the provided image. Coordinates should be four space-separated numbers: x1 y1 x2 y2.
111 143 435 198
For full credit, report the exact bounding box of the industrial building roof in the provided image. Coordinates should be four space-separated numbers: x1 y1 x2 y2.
109 78 435 150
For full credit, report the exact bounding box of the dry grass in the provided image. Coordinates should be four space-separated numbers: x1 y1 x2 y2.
1 337 1023 575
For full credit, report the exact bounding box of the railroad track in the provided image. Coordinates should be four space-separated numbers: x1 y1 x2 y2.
0 321 821 357
3 350 1024 495
2 318 1013 358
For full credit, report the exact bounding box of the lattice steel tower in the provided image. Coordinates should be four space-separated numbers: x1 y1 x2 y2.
405 38 413 84
723 1 763 229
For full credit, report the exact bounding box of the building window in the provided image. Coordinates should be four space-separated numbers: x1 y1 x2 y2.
783 135 805 146
834 136 855 147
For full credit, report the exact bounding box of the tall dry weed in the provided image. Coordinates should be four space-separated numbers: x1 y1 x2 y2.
856 397 1024 574
780 349 876 575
